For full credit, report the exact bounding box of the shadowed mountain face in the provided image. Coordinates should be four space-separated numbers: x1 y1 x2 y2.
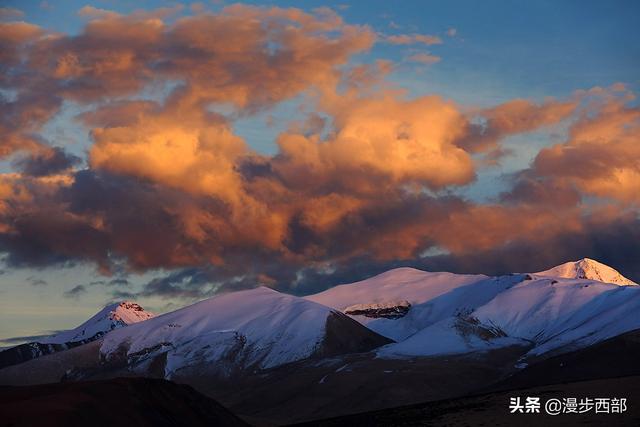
0 377 247 427
293 328 640 426
294 375 640 427
492 328 640 391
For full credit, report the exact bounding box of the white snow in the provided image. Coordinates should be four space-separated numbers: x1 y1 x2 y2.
382 275 640 358
307 262 640 359
100 287 337 376
308 268 488 311
379 316 527 357
307 268 523 341
45 259 639 369
40 301 154 344
535 257 636 286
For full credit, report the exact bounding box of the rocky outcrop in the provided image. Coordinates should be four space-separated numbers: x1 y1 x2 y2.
343 301 411 319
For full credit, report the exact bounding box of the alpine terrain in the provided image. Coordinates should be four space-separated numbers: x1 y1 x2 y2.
1 258 638 425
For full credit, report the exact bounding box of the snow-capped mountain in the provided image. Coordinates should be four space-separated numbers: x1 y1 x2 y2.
0 301 154 370
382 275 640 358
306 261 640 359
41 301 155 344
535 257 637 286
99 287 390 378
3 259 638 381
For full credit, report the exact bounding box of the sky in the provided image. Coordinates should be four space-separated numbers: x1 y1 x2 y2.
0 0 639 343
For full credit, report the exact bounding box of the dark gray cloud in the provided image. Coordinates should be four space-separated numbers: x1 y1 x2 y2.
3 167 638 302
63 284 87 299
107 278 130 286
14 147 81 176
139 268 219 299
110 289 137 300
138 211 640 299
83 278 130 287
27 276 47 286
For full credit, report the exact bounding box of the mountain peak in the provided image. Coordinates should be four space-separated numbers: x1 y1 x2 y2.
536 258 636 286
108 301 153 323
41 301 154 345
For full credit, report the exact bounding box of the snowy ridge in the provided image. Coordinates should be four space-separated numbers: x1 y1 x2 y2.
306 261 640 359
308 267 488 311
100 287 344 376
308 268 521 341
381 276 640 358
40 302 154 345
19 259 637 372
471 276 640 356
535 258 636 286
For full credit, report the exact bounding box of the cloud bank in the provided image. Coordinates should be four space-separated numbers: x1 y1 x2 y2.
0 5 638 299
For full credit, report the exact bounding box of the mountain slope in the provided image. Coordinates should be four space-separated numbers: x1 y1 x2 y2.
0 377 247 427
296 375 640 427
535 257 636 285
471 276 640 356
383 275 640 358
307 268 520 341
100 287 391 377
493 327 640 391
307 267 488 312
307 268 529 344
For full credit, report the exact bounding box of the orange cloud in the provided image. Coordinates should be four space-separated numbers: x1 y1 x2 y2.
0 23 61 159
386 33 442 45
274 94 474 194
407 52 441 64
456 98 578 155
532 93 640 204
0 6 638 291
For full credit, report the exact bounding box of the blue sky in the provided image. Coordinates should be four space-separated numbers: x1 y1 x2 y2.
8 0 640 103
0 0 639 344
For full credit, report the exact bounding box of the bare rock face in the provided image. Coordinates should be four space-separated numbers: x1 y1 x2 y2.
453 314 507 341
343 301 411 319
315 312 394 358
